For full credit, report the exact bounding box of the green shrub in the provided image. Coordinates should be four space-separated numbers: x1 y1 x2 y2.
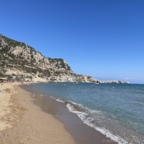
0 72 5 77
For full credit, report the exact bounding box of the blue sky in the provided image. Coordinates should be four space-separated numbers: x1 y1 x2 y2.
0 0 144 83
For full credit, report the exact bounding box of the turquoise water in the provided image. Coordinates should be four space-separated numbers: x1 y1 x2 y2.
29 83 144 144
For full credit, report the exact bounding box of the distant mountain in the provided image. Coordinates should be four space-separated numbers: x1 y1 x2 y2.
0 34 97 83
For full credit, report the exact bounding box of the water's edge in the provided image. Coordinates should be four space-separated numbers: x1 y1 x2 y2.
21 84 117 144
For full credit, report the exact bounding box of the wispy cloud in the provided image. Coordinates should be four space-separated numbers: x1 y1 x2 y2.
124 77 144 81
125 77 137 80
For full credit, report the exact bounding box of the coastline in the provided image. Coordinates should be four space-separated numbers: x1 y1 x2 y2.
0 82 117 144
0 83 75 144
23 83 117 144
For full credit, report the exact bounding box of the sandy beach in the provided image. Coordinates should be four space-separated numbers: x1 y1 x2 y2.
0 82 117 144
0 83 75 144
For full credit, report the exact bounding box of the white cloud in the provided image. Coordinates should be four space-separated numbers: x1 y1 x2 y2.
125 77 136 80
124 77 144 81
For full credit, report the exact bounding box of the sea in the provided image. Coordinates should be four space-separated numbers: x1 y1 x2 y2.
28 82 144 144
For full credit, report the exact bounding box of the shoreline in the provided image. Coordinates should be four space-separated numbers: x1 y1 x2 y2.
0 82 117 144
23 83 117 144
0 83 75 144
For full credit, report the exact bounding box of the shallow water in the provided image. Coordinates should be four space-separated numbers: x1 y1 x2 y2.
29 83 144 144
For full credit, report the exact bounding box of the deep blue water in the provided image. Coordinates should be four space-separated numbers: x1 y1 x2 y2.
29 83 144 144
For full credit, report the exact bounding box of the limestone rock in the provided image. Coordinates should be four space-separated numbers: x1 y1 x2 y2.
0 34 97 83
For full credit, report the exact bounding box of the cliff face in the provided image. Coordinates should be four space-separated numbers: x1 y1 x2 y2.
0 34 97 83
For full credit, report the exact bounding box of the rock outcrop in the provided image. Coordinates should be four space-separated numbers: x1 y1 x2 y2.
0 34 97 83
99 80 129 84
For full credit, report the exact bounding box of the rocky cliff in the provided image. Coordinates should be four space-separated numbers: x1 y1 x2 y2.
0 34 97 83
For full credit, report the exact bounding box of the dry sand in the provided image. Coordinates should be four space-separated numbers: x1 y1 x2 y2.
0 83 75 144
0 83 21 131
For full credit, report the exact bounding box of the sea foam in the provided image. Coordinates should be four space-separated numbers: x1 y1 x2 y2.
66 102 129 144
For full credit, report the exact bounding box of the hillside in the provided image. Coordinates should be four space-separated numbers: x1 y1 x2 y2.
0 34 97 83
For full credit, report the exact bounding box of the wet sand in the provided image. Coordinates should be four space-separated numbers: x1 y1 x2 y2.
23 84 117 144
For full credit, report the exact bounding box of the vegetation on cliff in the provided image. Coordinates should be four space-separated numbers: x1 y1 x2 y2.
0 34 96 83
